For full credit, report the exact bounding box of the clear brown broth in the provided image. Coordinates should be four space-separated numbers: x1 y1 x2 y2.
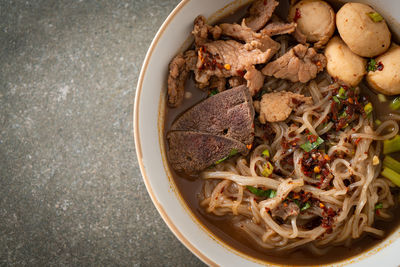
164 0 400 265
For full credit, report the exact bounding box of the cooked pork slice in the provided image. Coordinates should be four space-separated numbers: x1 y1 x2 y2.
209 76 226 92
228 76 246 88
192 15 222 46
259 91 313 123
167 131 247 174
293 27 307 44
271 202 300 221
185 50 197 71
171 85 254 145
261 21 296 36
194 40 273 87
261 44 326 83
244 0 279 31
219 22 280 53
167 50 197 107
244 66 264 96
167 53 188 107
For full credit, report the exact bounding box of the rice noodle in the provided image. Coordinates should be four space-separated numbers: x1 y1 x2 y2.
197 73 397 254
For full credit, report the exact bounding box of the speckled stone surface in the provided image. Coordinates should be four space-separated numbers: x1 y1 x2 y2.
0 0 204 265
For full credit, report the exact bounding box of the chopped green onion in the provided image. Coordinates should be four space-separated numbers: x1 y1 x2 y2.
339 111 347 119
332 96 340 103
338 87 347 99
367 59 377 71
375 119 382 126
390 97 400 110
261 161 274 177
383 155 400 173
378 94 387 102
261 149 270 158
209 89 219 96
300 136 324 152
364 102 373 115
301 202 311 211
215 148 238 164
375 203 383 210
367 12 384 22
381 167 400 187
383 135 400 154
246 186 276 198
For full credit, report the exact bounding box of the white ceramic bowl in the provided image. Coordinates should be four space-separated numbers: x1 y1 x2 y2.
134 0 400 265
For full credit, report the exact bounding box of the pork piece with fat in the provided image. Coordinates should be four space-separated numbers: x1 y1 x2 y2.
259 91 313 123
262 44 326 83
244 0 279 31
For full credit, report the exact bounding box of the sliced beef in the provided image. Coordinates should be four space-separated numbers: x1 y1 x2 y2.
228 76 246 88
244 66 264 96
167 54 188 107
219 22 280 53
271 202 300 221
261 21 296 36
259 91 312 123
194 40 273 88
192 15 222 46
244 0 279 31
208 77 226 92
167 131 247 174
167 50 197 107
171 85 254 145
261 44 326 83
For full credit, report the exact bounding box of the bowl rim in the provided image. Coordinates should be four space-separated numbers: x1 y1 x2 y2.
134 0 400 266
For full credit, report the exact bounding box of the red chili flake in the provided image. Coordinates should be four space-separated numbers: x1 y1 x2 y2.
307 135 318 143
377 61 384 71
236 70 245 77
294 8 301 22
354 138 362 145
263 0 267 5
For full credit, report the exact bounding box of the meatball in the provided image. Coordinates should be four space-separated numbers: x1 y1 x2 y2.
336 3 391 57
288 0 335 48
367 44 400 95
325 36 366 87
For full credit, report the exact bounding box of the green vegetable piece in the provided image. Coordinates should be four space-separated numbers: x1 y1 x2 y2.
375 119 382 126
246 186 276 198
383 135 400 154
378 94 387 102
332 96 340 103
300 136 324 152
261 161 274 177
261 149 270 158
375 203 383 210
215 148 238 165
367 59 377 72
367 12 384 22
338 87 347 99
383 155 400 173
209 89 219 96
390 97 400 110
364 102 373 115
381 167 400 187
301 202 311 211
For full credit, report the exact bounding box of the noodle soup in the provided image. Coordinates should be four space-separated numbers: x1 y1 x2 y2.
163 0 400 264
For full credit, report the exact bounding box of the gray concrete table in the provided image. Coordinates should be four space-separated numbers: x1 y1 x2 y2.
0 0 204 265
